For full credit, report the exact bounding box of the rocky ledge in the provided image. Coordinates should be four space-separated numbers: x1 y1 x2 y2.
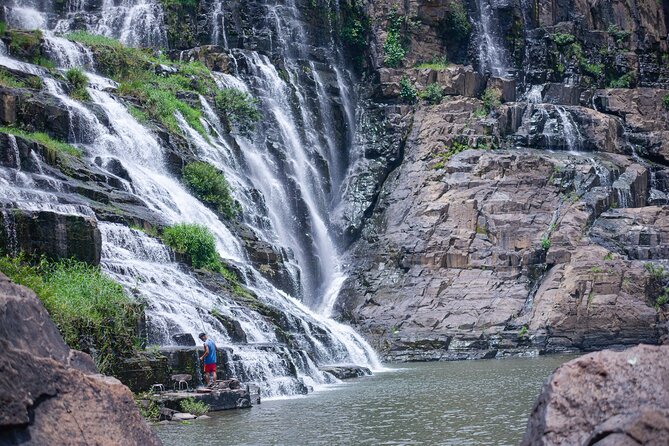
319 364 373 380
0 273 161 445
522 344 669 445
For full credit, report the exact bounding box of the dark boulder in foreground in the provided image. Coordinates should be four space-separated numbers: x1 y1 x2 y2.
0 273 162 446
320 364 372 380
522 345 669 445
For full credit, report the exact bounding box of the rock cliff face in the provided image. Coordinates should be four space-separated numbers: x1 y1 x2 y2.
0 273 161 446
336 0 669 359
522 344 669 445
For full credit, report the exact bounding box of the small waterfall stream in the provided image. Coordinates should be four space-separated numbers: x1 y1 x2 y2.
1 0 381 397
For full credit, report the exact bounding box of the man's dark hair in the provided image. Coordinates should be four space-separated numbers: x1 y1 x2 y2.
198 332 206 339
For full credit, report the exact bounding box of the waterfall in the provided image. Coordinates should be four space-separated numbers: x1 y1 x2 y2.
475 0 510 77
0 0 382 397
555 107 583 153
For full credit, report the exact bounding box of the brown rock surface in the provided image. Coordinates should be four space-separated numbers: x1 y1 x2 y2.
0 273 161 446
522 344 669 446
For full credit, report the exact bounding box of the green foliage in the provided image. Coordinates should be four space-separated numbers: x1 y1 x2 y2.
180 398 210 416
135 394 161 421
481 87 502 113
0 69 26 88
214 88 261 136
518 325 528 338
607 24 631 44
383 10 407 67
340 0 369 54
399 76 417 103
7 29 42 54
603 252 614 261
0 126 81 157
589 266 603 273
183 161 237 219
440 0 471 44
657 289 669 308
162 223 221 270
550 32 576 46
663 94 669 110
66 32 209 135
414 56 449 70
433 140 470 169
159 0 199 7
540 237 551 250
581 62 604 78
65 67 90 101
420 82 444 104
644 262 667 281
0 21 6 35
0 255 140 374
608 72 635 88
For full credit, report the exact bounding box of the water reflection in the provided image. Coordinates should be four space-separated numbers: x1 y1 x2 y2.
155 355 575 446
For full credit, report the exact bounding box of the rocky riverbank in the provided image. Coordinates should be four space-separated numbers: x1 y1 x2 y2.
0 272 162 445
523 344 669 445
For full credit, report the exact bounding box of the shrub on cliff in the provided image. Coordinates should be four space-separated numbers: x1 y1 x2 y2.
439 0 471 44
420 83 444 104
183 161 238 219
65 67 90 101
0 126 81 157
481 87 502 113
340 0 370 60
383 10 407 67
399 76 417 103
162 223 222 271
0 255 140 373
214 88 261 136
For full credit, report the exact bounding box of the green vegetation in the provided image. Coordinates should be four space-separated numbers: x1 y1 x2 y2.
540 237 551 250
383 10 407 67
183 161 238 219
180 398 210 416
135 394 161 421
604 252 614 261
550 32 576 46
589 266 603 273
340 0 370 61
433 140 470 169
214 88 261 136
0 69 26 88
399 76 417 103
0 126 81 157
65 67 90 101
162 223 222 270
420 82 444 104
65 31 217 136
518 325 528 338
663 94 669 110
607 24 631 45
581 62 604 78
439 0 471 44
0 21 6 36
657 289 669 308
644 262 667 281
481 87 502 113
608 72 635 88
415 56 449 70
0 255 140 373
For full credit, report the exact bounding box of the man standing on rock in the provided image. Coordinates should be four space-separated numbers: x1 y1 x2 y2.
198 333 217 387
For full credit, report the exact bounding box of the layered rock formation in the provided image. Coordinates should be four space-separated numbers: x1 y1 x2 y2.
336 0 669 359
522 344 669 445
0 273 161 445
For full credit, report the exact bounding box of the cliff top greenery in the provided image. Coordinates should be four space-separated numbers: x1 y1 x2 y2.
65 31 259 137
0 254 140 374
183 161 238 219
161 223 222 271
0 126 82 158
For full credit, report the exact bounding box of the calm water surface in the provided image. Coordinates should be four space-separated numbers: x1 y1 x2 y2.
155 355 574 446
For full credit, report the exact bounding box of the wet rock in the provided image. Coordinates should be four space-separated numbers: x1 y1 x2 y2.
0 209 102 265
172 333 196 347
171 412 197 421
0 273 161 445
522 344 669 446
319 364 372 379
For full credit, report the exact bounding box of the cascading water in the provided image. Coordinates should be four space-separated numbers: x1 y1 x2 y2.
1 0 382 397
475 0 510 77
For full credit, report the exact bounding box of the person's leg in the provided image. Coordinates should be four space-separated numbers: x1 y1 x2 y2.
203 367 210 385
